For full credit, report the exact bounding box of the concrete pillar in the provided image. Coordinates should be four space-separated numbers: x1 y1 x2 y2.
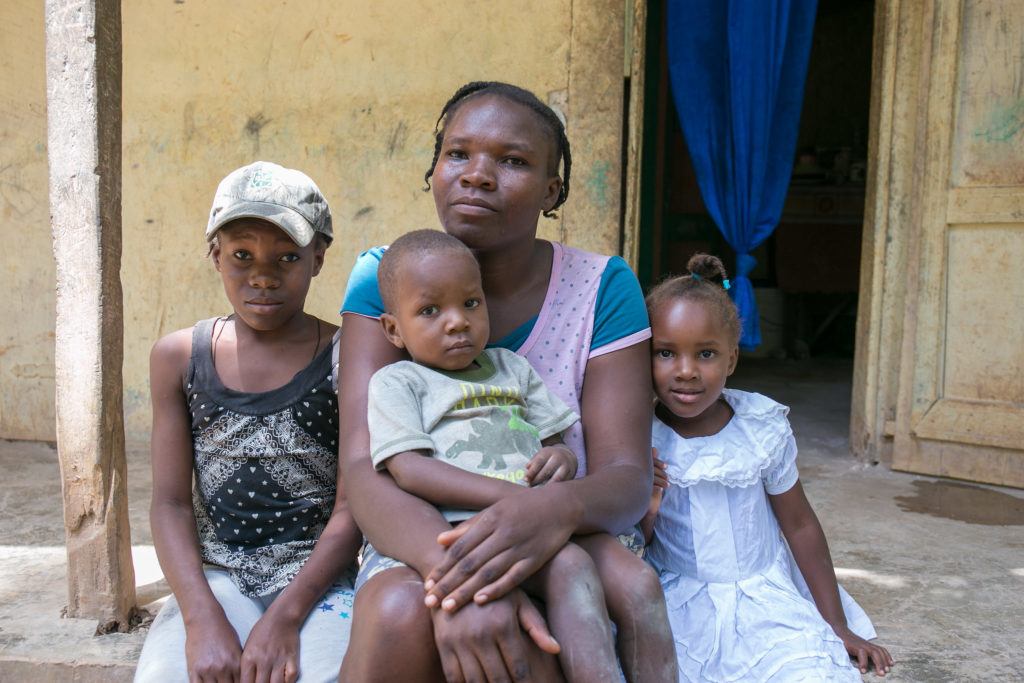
44 0 136 629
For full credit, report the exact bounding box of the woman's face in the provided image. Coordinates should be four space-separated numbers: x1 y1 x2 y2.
431 94 562 253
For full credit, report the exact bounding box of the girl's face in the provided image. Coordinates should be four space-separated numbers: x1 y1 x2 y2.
212 219 325 332
431 94 562 253
651 298 738 433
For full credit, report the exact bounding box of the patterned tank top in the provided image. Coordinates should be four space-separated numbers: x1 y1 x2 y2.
185 317 339 597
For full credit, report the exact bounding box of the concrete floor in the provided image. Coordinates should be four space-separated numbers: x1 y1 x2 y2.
1 358 1022 681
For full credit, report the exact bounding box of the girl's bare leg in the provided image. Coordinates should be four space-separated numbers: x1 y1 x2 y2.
576 534 676 683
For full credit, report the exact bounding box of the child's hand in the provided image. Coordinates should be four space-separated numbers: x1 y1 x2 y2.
240 609 301 683
185 614 242 682
647 448 669 519
640 449 669 544
835 626 894 677
525 444 577 485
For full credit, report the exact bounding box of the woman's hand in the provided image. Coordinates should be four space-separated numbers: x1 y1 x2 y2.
431 588 561 682
424 484 581 612
834 626 894 677
239 609 302 683
185 612 243 683
525 444 577 486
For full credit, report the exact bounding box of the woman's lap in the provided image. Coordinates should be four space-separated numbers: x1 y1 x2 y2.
344 563 564 682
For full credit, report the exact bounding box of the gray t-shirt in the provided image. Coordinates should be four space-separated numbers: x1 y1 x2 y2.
368 348 579 521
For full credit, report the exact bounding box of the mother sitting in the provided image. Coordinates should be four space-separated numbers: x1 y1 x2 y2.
337 81 672 681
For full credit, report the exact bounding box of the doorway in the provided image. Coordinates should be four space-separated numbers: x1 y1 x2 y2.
637 0 875 362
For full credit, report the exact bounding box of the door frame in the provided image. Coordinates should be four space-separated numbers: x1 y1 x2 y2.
850 0 921 465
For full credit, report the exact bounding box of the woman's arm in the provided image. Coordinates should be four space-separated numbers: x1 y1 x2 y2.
149 330 243 681
771 481 893 676
424 340 654 610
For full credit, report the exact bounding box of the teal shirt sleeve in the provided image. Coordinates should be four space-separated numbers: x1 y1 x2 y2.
590 256 650 351
340 246 386 318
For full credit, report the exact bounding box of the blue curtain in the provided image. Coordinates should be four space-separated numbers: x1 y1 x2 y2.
666 0 817 349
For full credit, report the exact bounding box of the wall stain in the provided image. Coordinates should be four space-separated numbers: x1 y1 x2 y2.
973 98 1024 142
354 206 374 219
584 160 611 209
244 113 271 137
244 113 271 154
387 121 407 158
11 364 54 379
182 101 196 160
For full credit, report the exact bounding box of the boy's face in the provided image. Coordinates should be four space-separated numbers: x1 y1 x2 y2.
212 218 325 332
380 250 489 371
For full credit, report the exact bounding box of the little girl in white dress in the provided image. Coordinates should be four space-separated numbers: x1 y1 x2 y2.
641 254 893 682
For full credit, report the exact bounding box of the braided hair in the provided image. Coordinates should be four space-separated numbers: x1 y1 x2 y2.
646 254 742 345
423 81 572 218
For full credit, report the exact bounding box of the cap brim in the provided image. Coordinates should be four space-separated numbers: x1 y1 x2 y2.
206 201 317 247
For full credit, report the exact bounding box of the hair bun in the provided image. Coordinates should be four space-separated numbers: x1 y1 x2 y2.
686 253 728 284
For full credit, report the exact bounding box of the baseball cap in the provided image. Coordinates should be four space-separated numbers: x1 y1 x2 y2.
206 161 333 247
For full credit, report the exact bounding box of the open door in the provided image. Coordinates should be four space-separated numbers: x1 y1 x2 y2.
864 2 1024 487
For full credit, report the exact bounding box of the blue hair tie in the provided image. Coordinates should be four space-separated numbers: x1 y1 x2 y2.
691 272 731 290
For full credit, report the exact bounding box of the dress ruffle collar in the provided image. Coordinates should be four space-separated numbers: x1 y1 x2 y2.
652 389 791 488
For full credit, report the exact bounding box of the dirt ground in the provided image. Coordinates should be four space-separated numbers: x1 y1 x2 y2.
1 358 1022 681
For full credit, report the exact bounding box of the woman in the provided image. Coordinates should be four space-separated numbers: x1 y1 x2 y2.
337 82 668 681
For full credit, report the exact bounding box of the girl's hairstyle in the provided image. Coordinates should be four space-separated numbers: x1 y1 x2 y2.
646 253 742 344
423 81 572 218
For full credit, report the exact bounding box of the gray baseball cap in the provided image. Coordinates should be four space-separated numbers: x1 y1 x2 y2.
206 161 333 247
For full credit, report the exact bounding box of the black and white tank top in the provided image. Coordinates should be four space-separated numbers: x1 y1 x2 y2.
185 317 339 597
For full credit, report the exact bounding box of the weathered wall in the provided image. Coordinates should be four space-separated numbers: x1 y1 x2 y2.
2 0 627 441
1 1 54 441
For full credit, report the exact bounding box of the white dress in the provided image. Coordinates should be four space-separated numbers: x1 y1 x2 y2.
647 389 875 683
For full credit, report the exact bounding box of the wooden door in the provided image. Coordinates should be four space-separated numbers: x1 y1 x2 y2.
891 1 1024 487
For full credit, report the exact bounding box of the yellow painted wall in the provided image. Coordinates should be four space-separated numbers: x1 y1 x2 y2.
1 1 54 441
1 1 626 441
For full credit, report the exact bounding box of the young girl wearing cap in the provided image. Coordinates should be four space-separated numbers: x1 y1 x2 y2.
336 82 674 682
135 162 361 683
642 253 894 681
